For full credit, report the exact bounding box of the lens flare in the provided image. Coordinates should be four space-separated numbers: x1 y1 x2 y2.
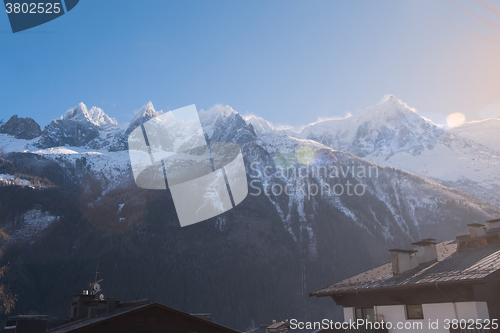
447 112 466 128
274 150 297 170
296 145 316 165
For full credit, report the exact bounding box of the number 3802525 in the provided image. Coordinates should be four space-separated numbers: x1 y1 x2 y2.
5 3 61 14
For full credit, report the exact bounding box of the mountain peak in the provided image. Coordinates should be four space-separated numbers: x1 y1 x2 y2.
63 103 118 127
198 104 238 137
199 104 237 120
63 102 87 120
356 95 418 124
379 94 399 104
143 101 154 111
377 95 417 112
243 114 276 136
0 115 42 140
130 102 163 126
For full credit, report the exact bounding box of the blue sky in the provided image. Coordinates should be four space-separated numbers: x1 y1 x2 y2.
1 0 500 128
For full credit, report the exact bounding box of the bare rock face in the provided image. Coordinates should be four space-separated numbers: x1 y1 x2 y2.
37 118 100 148
0 115 42 140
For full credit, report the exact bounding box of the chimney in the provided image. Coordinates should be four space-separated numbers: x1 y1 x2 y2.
411 239 438 265
389 249 418 274
106 298 117 313
485 218 500 231
87 306 97 319
70 291 96 320
467 223 486 238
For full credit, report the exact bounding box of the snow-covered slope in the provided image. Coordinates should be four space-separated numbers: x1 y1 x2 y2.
243 114 277 136
451 118 500 153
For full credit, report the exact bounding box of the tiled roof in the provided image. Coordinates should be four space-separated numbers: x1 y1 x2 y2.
310 240 500 297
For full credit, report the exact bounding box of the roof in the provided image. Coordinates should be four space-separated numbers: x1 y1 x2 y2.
388 248 417 253
47 303 240 333
310 240 500 297
486 218 500 223
245 323 315 333
267 321 287 329
7 315 49 320
47 303 148 333
467 223 485 227
411 240 437 246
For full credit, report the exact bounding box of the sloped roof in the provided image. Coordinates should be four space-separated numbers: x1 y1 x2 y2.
47 303 240 333
310 240 500 297
267 320 287 329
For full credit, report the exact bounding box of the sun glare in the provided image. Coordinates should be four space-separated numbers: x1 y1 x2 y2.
447 112 466 128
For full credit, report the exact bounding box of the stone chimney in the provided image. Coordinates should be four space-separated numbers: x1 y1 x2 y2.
468 223 486 238
411 239 438 265
389 249 418 274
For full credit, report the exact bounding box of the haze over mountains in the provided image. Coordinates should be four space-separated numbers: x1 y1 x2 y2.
246 95 500 206
0 96 499 329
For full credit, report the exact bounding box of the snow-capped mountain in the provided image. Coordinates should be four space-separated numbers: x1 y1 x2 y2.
36 102 119 149
198 104 237 138
1 99 496 243
2 98 492 246
128 101 163 129
104 101 164 152
204 109 257 145
3 97 500 207
297 95 448 157
242 114 277 136
261 95 500 206
63 102 118 128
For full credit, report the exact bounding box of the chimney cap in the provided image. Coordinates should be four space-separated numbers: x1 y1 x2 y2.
389 248 417 254
485 218 500 223
467 223 485 227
